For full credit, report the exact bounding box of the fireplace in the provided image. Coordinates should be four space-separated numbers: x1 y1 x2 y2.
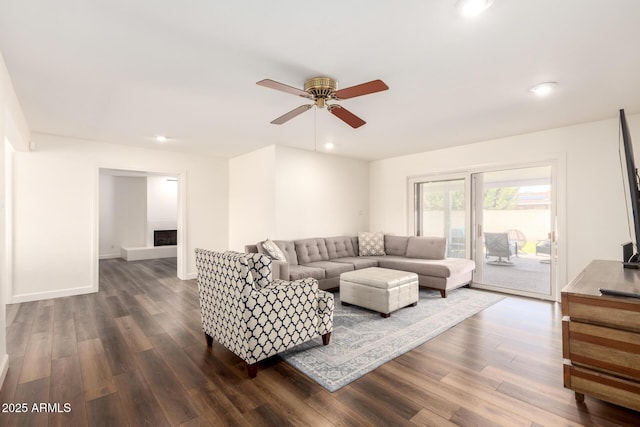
154 229 177 246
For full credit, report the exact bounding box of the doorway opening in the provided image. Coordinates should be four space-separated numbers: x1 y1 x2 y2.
97 168 185 285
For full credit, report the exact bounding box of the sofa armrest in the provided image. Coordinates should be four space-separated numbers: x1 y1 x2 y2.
271 260 289 281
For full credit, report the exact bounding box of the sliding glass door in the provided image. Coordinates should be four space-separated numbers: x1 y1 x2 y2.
410 163 558 300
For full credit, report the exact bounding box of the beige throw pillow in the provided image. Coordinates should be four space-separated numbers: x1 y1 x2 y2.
261 239 287 261
358 231 386 256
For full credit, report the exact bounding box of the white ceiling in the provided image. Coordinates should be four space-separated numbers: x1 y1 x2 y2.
1 1 639 161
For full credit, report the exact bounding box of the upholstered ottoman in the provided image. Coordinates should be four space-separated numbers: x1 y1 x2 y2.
340 267 419 318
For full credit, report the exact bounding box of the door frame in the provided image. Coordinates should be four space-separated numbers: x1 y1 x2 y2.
408 171 472 258
406 155 566 302
93 166 188 293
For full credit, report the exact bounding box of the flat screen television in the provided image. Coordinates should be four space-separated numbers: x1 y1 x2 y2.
620 109 640 267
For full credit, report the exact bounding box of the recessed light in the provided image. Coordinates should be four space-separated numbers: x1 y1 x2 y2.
155 135 168 142
529 82 558 97
456 0 494 17
325 142 335 150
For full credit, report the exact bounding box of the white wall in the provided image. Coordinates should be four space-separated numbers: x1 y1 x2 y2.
99 174 117 257
0 50 30 390
11 134 228 302
274 146 369 239
0 138 6 389
229 145 276 250
115 176 147 248
228 145 369 250
369 115 640 287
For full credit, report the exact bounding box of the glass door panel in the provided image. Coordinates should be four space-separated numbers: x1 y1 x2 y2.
472 166 554 297
415 178 466 258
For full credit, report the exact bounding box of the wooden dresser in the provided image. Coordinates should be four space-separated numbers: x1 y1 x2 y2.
561 259 640 411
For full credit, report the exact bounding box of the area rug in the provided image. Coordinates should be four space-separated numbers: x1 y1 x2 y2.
280 288 504 392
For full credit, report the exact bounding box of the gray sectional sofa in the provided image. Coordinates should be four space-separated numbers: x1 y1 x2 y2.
245 235 475 298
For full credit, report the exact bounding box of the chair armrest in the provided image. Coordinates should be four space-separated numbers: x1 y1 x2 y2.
260 277 316 292
244 277 320 363
316 290 334 336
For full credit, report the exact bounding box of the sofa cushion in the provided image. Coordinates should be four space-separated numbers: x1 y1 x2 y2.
303 261 354 278
274 240 298 265
325 236 357 259
384 235 409 256
406 236 446 260
288 264 325 281
358 231 386 256
295 238 329 264
261 239 287 261
331 257 379 270
377 257 475 278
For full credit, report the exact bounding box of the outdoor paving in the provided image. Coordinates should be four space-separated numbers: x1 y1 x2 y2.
480 253 551 295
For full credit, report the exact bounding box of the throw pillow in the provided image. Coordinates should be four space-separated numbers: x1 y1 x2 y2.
261 238 287 262
358 231 386 256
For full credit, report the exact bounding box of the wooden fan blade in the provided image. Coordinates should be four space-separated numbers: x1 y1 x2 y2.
334 79 389 100
271 105 313 125
329 105 366 128
257 79 310 98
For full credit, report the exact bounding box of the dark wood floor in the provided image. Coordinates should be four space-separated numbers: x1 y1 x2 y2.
2 258 640 426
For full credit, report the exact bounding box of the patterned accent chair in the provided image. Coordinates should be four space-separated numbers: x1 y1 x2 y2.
195 249 334 378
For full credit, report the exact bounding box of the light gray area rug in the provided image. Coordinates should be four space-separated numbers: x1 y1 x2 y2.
280 287 504 392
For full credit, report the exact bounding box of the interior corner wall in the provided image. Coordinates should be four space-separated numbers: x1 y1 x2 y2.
229 145 370 250
100 175 148 257
273 145 369 240
11 134 229 302
369 114 640 285
228 145 276 250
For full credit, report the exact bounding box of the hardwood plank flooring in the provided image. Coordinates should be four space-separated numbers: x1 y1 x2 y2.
2 257 640 426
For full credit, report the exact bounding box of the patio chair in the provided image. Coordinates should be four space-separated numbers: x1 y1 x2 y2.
536 240 551 256
507 229 527 256
484 232 516 265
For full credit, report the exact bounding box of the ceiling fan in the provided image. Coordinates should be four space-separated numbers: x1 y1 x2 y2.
256 77 389 129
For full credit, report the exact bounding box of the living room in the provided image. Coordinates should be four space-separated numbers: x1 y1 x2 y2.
2 1 640 425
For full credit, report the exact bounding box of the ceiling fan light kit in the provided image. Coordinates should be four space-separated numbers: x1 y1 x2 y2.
529 81 558 96
456 0 495 17
257 76 388 128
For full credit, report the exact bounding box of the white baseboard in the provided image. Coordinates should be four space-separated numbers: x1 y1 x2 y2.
10 285 95 304
0 353 8 390
99 253 121 260
185 272 197 280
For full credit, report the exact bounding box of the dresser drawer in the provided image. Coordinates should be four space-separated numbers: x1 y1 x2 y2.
564 362 640 412
564 294 640 331
563 320 640 379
